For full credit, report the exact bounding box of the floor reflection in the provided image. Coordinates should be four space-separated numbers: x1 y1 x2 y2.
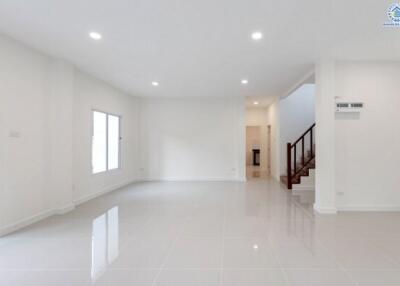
285 190 316 250
91 206 119 282
246 166 269 180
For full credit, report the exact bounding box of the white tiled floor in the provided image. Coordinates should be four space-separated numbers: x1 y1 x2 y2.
1 179 400 285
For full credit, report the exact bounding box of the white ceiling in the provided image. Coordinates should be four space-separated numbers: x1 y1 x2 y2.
0 0 399 98
246 96 276 108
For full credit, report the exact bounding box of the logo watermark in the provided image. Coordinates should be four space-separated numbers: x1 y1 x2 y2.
384 3 400 27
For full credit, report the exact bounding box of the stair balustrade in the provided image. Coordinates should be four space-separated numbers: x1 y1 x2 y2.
286 123 315 189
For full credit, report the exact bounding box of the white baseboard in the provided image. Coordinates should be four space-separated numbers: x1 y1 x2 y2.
74 179 139 206
0 179 139 237
55 203 76 215
0 208 55 237
314 204 338 215
337 205 400 212
141 177 242 182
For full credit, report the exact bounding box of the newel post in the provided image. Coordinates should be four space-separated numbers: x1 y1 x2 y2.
287 143 292 189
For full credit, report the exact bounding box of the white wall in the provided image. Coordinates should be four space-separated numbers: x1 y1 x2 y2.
315 59 336 214
314 60 400 213
47 61 75 211
266 100 280 180
139 97 246 181
0 34 54 232
0 34 140 235
279 84 315 175
335 61 400 210
246 107 269 126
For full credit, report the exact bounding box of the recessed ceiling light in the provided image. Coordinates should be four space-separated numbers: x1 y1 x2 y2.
152 81 159 86
253 101 259 105
253 244 259 250
251 31 263 41
89 32 102 40
241 79 249 85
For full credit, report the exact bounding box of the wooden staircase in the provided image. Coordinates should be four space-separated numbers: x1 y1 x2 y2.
281 123 315 190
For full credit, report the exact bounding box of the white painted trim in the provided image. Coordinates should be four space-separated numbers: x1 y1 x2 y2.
0 178 139 237
337 205 400 212
56 203 75 215
313 204 337 214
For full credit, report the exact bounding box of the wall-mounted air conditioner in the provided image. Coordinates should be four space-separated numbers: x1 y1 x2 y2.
335 102 364 113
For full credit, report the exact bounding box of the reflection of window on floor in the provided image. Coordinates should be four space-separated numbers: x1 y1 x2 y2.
91 206 119 282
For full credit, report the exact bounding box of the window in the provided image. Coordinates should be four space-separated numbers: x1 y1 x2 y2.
92 111 121 174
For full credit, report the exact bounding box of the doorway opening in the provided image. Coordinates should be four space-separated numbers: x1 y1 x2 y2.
245 125 271 180
245 99 274 181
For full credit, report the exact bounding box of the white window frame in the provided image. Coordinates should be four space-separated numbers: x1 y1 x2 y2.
92 109 122 174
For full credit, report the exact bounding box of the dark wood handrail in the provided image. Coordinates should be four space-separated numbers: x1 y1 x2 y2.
291 123 316 146
286 123 315 190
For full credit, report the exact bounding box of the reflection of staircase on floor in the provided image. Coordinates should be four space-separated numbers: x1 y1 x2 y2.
246 166 269 180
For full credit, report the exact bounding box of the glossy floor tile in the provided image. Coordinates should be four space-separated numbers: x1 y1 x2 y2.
222 269 288 286
154 269 220 286
88 269 158 286
284 269 355 286
0 270 90 286
164 238 222 268
347 270 400 286
1 179 400 285
222 238 279 268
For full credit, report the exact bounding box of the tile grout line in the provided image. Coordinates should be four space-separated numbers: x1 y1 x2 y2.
265 210 292 286
315 236 359 286
340 267 360 286
268 239 291 286
219 191 227 286
327 238 360 286
150 217 189 286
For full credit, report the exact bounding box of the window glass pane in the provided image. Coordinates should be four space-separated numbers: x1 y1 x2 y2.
107 115 120 170
92 111 107 173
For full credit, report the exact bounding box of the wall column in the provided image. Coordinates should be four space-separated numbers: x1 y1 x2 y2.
314 59 337 214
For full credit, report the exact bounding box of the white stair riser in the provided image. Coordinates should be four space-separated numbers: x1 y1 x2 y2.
293 169 315 191
293 185 315 191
